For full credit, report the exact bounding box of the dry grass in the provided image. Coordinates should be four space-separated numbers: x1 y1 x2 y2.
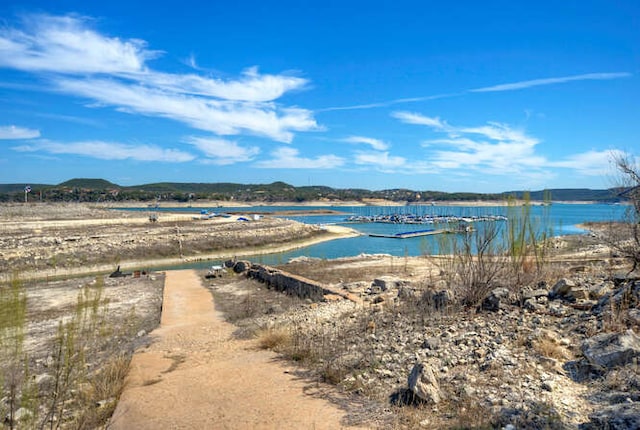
73 353 131 428
256 326 292 351
531 331 572 362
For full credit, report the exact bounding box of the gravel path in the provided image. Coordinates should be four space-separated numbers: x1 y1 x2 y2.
109 269 365 430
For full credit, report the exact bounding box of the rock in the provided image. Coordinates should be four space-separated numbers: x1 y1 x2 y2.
224 259 236 268
581 402 640 430
421 337 441 350
523 298 544 312
137 329 146 337
233 260 251 273
342 281 368 293
569 288 590 300
372 276 407 291
581 329 640 369
522 288 549 300
368 285 383 294
481 287 510 312
408 361 442 404
590 281 614 300
34 373 54 387
434 289 453 309
551 278 576 298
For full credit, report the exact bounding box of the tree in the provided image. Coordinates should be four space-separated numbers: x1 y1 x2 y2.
611 153 640 273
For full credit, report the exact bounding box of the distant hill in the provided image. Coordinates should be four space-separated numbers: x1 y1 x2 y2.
504 188 619 202
0 179 626 203
58 178 121 189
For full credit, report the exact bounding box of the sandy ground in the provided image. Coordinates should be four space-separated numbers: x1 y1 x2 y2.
109 270 366 430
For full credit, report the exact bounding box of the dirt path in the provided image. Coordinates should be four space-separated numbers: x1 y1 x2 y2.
109 270 366 430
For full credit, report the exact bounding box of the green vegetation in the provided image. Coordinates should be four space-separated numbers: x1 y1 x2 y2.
0 177 623 203
0 276 134 429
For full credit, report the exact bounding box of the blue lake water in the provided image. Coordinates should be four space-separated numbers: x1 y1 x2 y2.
118 203 628 269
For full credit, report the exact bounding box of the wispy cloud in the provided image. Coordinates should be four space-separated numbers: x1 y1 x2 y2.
12 139 194 162
320 72 631 112
186 136 259 165
354 151 407 171
343 136 390 151
391 112 448 130
549 149 623 176
0 125 40 139
255 147 344 169
394 110 622 181
319 93 458 112
395 111 546 174
470 72 632 93
0 13 318 143
55 78 317 142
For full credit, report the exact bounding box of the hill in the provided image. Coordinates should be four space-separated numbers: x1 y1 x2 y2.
58 178 121 189
0 178 626 203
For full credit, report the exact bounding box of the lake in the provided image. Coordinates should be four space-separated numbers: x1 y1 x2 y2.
118 203 628 269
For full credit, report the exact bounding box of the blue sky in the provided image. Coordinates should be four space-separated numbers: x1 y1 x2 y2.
0 1 638 193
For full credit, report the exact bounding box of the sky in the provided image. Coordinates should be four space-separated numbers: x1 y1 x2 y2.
0 0 638 193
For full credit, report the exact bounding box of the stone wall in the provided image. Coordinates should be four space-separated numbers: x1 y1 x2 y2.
246 264 328 301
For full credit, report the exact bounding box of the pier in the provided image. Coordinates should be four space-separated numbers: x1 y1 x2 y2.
369 227 473 239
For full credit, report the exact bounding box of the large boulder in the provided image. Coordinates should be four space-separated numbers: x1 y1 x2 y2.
550 278 577 298
407 361 442 404
372 276 408 291
481 287 510 312
581 329 640 369
232 260 251 273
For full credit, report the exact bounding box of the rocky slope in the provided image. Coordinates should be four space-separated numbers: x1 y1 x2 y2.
211 255 640 429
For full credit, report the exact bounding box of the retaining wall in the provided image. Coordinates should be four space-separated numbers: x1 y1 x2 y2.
246 264 328 301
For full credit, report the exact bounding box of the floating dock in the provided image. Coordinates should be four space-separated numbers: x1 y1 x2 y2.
369 229 448 239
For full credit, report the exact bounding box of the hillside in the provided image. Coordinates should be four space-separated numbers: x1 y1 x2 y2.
0 178 625 203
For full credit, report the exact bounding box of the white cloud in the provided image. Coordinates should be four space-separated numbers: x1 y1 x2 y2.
55 77 317 143
400 112 622 180
397 113 547 175
186 136 259 165
0 14 156 74
550 149 623 176
256 147 344 169
12 139 194 162
0 125 40 139
471 72 632 93
144 66 308 102
354 151 406 171
343 136 390 151
0 13 318 143
460 122 538 146
392 112 448 130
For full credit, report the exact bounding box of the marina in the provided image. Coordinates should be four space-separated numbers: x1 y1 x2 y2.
345 213 508 224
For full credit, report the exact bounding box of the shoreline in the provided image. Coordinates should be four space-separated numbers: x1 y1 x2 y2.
89 199 612 209
3 225 360 283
